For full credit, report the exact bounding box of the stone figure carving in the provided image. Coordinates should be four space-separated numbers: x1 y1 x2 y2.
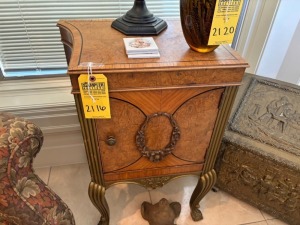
249 96 300 133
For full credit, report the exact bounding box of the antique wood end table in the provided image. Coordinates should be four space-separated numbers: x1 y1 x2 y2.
57 19 248 225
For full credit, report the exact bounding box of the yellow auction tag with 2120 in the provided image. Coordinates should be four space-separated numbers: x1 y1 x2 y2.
208 0 244 45
78 74 111 119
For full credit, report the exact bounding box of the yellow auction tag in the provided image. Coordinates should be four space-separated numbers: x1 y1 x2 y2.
78 74 111 119
208 0 244 45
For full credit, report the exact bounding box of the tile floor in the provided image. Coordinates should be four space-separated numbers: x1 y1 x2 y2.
34 163 289 225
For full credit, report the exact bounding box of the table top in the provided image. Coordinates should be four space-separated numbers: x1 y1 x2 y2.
57 19 248 75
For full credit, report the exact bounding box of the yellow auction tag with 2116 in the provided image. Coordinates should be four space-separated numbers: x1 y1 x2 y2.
78 74 111 119
208 0 244 45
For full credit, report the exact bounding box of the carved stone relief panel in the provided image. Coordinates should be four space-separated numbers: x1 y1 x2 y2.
230 79 300 156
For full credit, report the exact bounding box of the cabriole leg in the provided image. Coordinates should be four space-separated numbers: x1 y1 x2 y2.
88 182 110 225
190 169 217 221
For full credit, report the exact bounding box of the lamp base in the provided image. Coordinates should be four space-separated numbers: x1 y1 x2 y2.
112 17 167 35
111 0 167 35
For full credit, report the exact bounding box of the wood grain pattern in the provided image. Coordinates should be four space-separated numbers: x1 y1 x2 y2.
96 87 224 176
96 98 145 173
144 115 173 150
70 66 245 94
104 163 204 182
173 88 224 162
110 87 217 114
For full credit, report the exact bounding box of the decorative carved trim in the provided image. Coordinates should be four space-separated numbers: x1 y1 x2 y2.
216 141 300 225
136 112 180 162
139 176 173 189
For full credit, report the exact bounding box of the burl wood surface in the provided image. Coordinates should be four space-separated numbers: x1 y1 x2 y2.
96 98 145 173
58 20 247 73
144 115 173 151
173 88 224 162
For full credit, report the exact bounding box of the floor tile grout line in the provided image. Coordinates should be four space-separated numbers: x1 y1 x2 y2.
259 209 269 221
238 219 268 225
265 218 286 225
259 210 278 222
36 163 281 225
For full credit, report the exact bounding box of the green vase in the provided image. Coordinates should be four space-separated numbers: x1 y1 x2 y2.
180 0 219 53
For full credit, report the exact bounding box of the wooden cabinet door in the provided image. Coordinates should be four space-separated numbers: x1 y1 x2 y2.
96 87 224 182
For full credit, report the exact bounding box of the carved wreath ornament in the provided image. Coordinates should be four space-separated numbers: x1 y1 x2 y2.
136 112 180 162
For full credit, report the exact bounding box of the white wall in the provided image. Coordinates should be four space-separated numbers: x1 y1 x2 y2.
0 77 87 168
255 0 300 84
235 0 280 75
277 20 300 84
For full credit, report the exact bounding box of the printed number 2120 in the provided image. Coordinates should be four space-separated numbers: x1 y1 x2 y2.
212 26 235 36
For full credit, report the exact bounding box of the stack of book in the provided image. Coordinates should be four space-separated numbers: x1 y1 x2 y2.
123 37 160 58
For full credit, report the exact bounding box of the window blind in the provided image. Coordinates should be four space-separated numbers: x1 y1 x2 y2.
0 0 180 77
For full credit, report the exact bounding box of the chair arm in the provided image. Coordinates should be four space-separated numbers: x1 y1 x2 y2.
0 112 75 225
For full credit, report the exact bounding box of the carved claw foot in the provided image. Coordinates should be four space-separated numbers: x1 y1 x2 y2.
191 207 203 221
141 198 181 225
98 217 108 225
212 186 219 192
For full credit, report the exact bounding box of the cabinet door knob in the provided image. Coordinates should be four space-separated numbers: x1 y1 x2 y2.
106 136 117 146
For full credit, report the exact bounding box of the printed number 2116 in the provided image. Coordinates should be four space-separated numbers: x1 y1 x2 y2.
86 105 106 112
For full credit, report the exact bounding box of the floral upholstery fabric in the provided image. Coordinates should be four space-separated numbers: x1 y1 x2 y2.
0 112 75 225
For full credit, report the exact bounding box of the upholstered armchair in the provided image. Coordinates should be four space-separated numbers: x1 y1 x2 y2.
0 112 75 225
